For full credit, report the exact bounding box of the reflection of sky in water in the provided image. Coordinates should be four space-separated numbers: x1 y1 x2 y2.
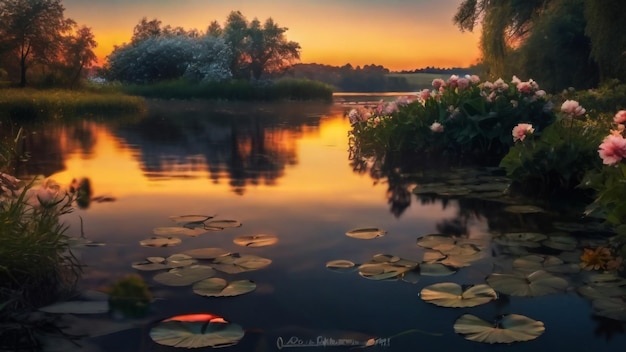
24 101 625 351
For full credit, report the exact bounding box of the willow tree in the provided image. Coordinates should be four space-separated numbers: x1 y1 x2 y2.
453 0 550 79
584 1 626 82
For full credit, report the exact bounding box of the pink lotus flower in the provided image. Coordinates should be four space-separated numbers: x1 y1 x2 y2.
383 102 398 115
511 76 522 85
493 78 508 91
599 134 626 165
432 79 445 90
561 100 586 117
447 75 459 88
614 110 626 124
535 90 546 98
512 123 534 142
482 81 494 90
430 122 444 132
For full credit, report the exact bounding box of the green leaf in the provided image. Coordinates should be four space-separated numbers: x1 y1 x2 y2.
454 314 545 344
420 283 497 308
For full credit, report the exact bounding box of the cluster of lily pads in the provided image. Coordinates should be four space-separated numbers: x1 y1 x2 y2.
332 213 626 345
132 214 280 348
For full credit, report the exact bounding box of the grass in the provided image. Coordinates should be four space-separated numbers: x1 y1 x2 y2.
0 88 146 121
121 78 334 102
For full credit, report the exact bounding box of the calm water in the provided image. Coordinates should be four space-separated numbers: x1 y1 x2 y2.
19 98 626 352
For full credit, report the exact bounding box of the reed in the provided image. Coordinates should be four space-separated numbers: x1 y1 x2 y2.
0 88 146 121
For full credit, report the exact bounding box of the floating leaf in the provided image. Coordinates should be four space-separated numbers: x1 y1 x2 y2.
585 273 626 287
464 183 510 193
454 314 545 343
486 270 568 296
494 232 547 248
416 234 457 251
420 283 497 308
132 254 195 271
153 265 216 286
577 285 626 301
358 263 409 281
39 301 109 314
183 247 230 259
152 227 207 237
150 314 244 348
193 278 256 297
513 255 580 274
205 219 242 229
211 253 271 274
326 260 357 273
233 234 278 247
169 215 215 223
139 236 181 248
504 205 545 214
419 263 457 277
592 298 626 321
542 233 578 251
345 227 386 239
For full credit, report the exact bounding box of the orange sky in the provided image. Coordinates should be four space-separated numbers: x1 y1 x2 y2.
61 0 482 71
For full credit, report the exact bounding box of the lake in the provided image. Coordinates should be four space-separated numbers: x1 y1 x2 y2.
19 97 626 352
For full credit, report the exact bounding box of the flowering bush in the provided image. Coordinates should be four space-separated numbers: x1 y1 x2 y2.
347 75 555 157
500 99 607 193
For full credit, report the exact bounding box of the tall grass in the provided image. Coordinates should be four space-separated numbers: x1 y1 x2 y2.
0 88 146 121
121 78 334 102
0 185 79 311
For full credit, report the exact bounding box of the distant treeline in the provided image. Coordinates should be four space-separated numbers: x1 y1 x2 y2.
288 63 476 92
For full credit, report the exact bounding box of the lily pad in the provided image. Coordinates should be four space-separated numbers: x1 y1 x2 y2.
513 255 580 274
150 314 244 348
326 260 357 273
486 270 568 296
132 254 196 271
39 301 109 314
542 233 578 251
577 285 626 301
211 253 272 274
169 215 215 223
419 263 457 277
193 278 256 297
152 227 208 237
139 236 181 248
183 247 230 259
358 263 410 281
592 298 626 321
233 234 278 247
153 265 216 286
454 314 545 343
420 283 497 308
205 219 243 229
493 232 547 248
345 227 386 239
504 205 545 214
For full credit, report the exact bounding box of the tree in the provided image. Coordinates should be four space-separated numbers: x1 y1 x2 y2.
62 25 97 87
584 1 626 82
222 11 300 80
131 17 162 44
207 21 223 37
223 11 250 79
248 17 300 80
0 0 74 86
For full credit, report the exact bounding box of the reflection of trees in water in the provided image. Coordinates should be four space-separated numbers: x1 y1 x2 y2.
9 120 100 177
116 101 331 194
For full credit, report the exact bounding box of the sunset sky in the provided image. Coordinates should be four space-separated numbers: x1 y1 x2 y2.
61 0 482 71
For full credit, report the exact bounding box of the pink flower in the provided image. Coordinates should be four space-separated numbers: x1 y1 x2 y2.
447 75 459 88
512 123 534 142
430 122 444 132
457 78 470 90
466 74 480 84
561 100 586 117
511 75 522 85
614 110 626 124
482 81 494 90
419 89 431 102
493 78 508 91
535 90 546 98
348 107 370 124
599 134 626 165
383 102 398 115
432 79 445 90
517 82 533 94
